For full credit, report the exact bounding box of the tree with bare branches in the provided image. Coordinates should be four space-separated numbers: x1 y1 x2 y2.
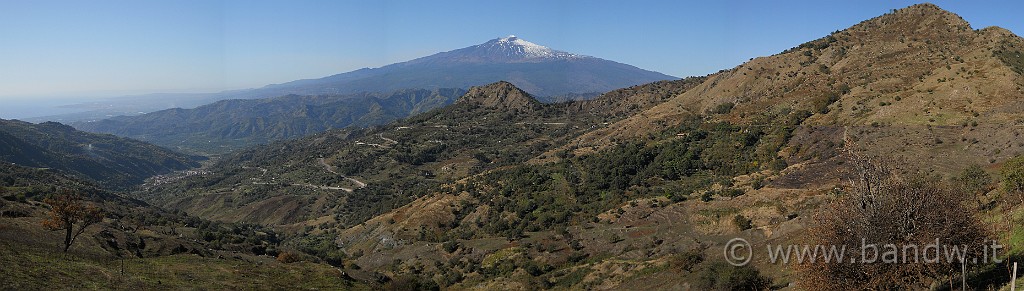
42 191 104 253
797 156 990 290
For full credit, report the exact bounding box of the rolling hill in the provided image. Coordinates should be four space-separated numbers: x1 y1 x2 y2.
74 88 466 155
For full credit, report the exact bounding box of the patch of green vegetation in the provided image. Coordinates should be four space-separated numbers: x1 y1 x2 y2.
476 246 552 279
455 108 808 239
291 233 348 266
1008 209 1024 256
994 42 1024 74
1009 225 1024 256
482 247 523 268
733 214 753 231
695 262 771 291
1002 155 1024 195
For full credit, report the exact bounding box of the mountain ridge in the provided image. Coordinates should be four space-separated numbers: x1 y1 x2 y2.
551 2 1024 159
0 119 200 189
259 35 676 97
74 88 467 155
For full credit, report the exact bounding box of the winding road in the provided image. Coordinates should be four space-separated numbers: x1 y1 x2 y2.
318 158 367 189
253 181 352 191
378 133 397 145
243 159 366 192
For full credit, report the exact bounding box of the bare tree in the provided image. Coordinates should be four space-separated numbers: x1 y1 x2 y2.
797 155 990 290
42 191 104 253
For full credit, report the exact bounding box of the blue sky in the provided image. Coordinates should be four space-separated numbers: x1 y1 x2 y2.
0 0 1021 100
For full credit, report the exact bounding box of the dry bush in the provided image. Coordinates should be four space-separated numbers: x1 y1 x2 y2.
276 251 302 264
797 157 990 290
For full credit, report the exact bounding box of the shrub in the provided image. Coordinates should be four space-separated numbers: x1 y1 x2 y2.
700 191 715 202
812 94 840 114
768 158 788 171
956 164 992 206
722 188 745 198
733 215 753 231
696 262 771 290
751 176 765 190
667 192 687 203
442 241 460 253
276 251 301 264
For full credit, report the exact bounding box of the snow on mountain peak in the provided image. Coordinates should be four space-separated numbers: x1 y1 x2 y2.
487 35 583 60
404 35 591 65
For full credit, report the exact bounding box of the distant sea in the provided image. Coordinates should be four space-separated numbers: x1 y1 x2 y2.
0 99 88 121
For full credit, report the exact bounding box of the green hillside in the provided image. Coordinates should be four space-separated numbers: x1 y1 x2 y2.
0 119 199 189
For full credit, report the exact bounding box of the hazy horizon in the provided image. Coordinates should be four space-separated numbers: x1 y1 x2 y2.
2 0 1023 120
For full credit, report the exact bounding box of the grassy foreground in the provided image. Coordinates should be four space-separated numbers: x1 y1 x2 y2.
0 240 366 290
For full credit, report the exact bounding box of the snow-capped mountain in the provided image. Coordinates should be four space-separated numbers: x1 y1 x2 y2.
232 35 676 98
489 35 582 60
408 35 586 64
